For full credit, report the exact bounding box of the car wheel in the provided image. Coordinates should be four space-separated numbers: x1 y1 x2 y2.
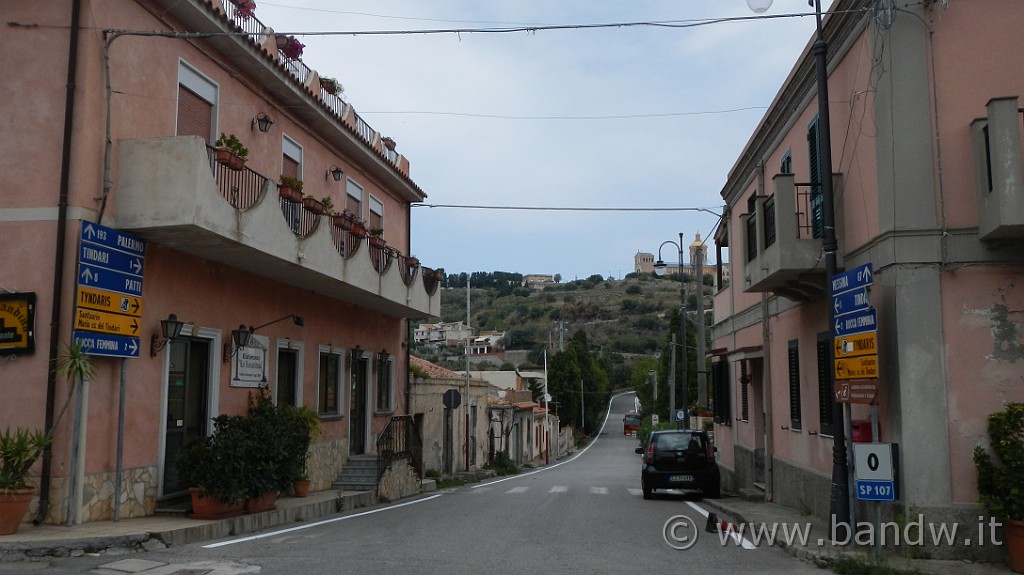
642 484 652 500
703 483 721 499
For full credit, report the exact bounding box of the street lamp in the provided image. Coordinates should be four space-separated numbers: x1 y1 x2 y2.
654 233 686 426
748 0 848 540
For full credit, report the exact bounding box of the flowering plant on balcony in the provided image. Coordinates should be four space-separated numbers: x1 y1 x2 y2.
232 0 256 20
277 35 305 60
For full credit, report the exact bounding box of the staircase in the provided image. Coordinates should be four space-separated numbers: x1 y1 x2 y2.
332 454 378 492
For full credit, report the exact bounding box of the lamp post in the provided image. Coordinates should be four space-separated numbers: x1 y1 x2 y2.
747 0 848 540
654 233 686 426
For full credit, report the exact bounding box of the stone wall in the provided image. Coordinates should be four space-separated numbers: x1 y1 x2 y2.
377 459 419 502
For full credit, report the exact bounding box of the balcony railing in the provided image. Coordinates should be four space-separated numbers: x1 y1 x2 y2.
354 112 376 144
208 146 268 209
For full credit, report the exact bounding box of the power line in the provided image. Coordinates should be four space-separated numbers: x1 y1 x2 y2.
357 107 767 121
412 204 722 215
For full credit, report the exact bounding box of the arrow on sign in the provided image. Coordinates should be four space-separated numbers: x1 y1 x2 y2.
130 258 142 274
83 223 98 240
80 268 98 283
126 339 138 354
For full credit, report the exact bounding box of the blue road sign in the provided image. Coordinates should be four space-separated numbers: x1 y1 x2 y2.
81 222 146 257
833 308 877 338
78 264 144 297
833 287 869 317
73 330 141 358
831 263 873 295
79 243 144 276
856 479 896 502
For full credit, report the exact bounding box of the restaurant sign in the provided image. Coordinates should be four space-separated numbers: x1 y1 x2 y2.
0 292 36 355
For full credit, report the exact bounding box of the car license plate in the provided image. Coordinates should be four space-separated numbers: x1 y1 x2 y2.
669 474 694 483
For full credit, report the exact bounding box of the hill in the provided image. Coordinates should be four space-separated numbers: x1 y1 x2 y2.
413 271 711 372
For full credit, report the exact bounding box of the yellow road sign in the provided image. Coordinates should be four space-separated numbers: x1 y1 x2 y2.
78 286 142 317
835 355 878 380
75 308 140 336
834 332 876 358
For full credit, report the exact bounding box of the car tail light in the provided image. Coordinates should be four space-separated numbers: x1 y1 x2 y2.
645 441 655 465
706 441 714 459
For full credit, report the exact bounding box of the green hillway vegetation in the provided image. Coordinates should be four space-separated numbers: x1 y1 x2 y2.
410 270 716 435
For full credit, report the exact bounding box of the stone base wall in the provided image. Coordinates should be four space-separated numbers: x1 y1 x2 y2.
35 465 158 525
307 439 346 492
377 460 419 502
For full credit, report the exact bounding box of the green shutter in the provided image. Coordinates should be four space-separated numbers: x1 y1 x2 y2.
788 340 802 430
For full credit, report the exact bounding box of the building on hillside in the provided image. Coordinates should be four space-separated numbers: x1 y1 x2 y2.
488 389 553 466
1 0 441 526
709 0 1024 560
408 356 492 475
413 321 471 346
634 233 729 287
522 274 555 287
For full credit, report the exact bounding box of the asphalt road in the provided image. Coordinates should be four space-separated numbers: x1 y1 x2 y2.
30 393 826 574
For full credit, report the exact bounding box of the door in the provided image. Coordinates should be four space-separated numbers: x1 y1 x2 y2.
349 351 368 454
277 348 298 407
162 338 211 496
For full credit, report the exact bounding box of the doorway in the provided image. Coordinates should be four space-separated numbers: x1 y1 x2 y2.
349 351 368 454
162 338 211 496
277 348 298 407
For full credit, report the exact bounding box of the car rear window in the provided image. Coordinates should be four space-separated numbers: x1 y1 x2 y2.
655 433 705 451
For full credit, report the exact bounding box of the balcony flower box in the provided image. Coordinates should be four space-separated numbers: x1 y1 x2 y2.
278 185 302 203
405 256 420 268
213 133 248 172
276 35 305 60
301 196 325 215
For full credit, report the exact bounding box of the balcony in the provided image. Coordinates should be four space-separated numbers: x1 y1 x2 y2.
741 173 844 302
115 136 440 319
971 96 1024 241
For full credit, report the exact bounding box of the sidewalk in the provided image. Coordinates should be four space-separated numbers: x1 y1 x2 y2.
701 496 1013 575
0 488 387 562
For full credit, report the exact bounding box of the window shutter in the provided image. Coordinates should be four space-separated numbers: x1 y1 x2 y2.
817 332 835 436
176 85 212 141
712 360 731 425
740 361 749 422
788 340 801 430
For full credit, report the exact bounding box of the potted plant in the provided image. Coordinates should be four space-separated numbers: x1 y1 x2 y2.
175 415 249 518
405 255 420 268
0 428 52 535
214 133 248 171
320 76 340 95
382 137 396 151
289 405 322 497
276 35 305 60
368 228 386 249
231 0 256 20
974 402 1024 573
302 196 325 215
278 175 304 203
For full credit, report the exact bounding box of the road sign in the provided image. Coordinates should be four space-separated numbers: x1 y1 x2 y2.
442 389 462 409
77 286 143 317
75 308 141 337
79 243 144 276
834 379 879 404
72 330 140 359
831 263 873 295
856 480 896 501
81 221 146 257
651 414 659 425
78 263 143 297
834 332 876 358
835 355 878 380
853 442 894 480
832 287 869 317
833 308 877 338
674 409 685 422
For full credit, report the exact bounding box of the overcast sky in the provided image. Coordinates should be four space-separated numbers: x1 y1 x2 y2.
256 1 822 280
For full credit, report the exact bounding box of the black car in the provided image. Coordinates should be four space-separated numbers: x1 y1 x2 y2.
636 430 721 499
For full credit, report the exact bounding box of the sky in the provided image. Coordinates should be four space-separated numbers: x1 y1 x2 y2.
254 1 822 281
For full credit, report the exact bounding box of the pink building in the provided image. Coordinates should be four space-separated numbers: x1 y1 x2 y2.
1 0 440 525
711 0 1024 559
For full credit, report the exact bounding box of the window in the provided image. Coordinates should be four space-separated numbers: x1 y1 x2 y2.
807 116 824 239
318 349 342 416
763 196 776 248
346 179 364 218
711 360 731 425
780 149 793 175
745 194 758 262
375 352 393 412
817 332 835 436
281 136 303 228
788 340 802 430
368 196 384 232
176 61 217 142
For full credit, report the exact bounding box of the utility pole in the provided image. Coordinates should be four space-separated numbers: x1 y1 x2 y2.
465 276 471 471
694 235 707 408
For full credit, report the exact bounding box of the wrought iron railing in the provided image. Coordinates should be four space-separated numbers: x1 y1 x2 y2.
279 196 321 238
208 146 269 209
375 415 423 487
354 112 376 144
328 219 363 259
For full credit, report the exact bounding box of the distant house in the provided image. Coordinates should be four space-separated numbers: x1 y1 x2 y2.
522 274 555 287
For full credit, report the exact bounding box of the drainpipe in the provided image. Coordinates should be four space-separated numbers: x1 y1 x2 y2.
37 0 82 525
757 160 775 503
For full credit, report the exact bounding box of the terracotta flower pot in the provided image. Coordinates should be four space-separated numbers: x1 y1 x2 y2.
293 479 311 498
278 185 303 203
245 491 278 513
1007 519 1024 574
0 488 35 535
188 487 245 520
214 148 246 171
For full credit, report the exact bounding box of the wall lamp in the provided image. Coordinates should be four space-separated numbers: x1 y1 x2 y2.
327 165 344 181
252 112 274 133
223 314 304 363
150 314 185 357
